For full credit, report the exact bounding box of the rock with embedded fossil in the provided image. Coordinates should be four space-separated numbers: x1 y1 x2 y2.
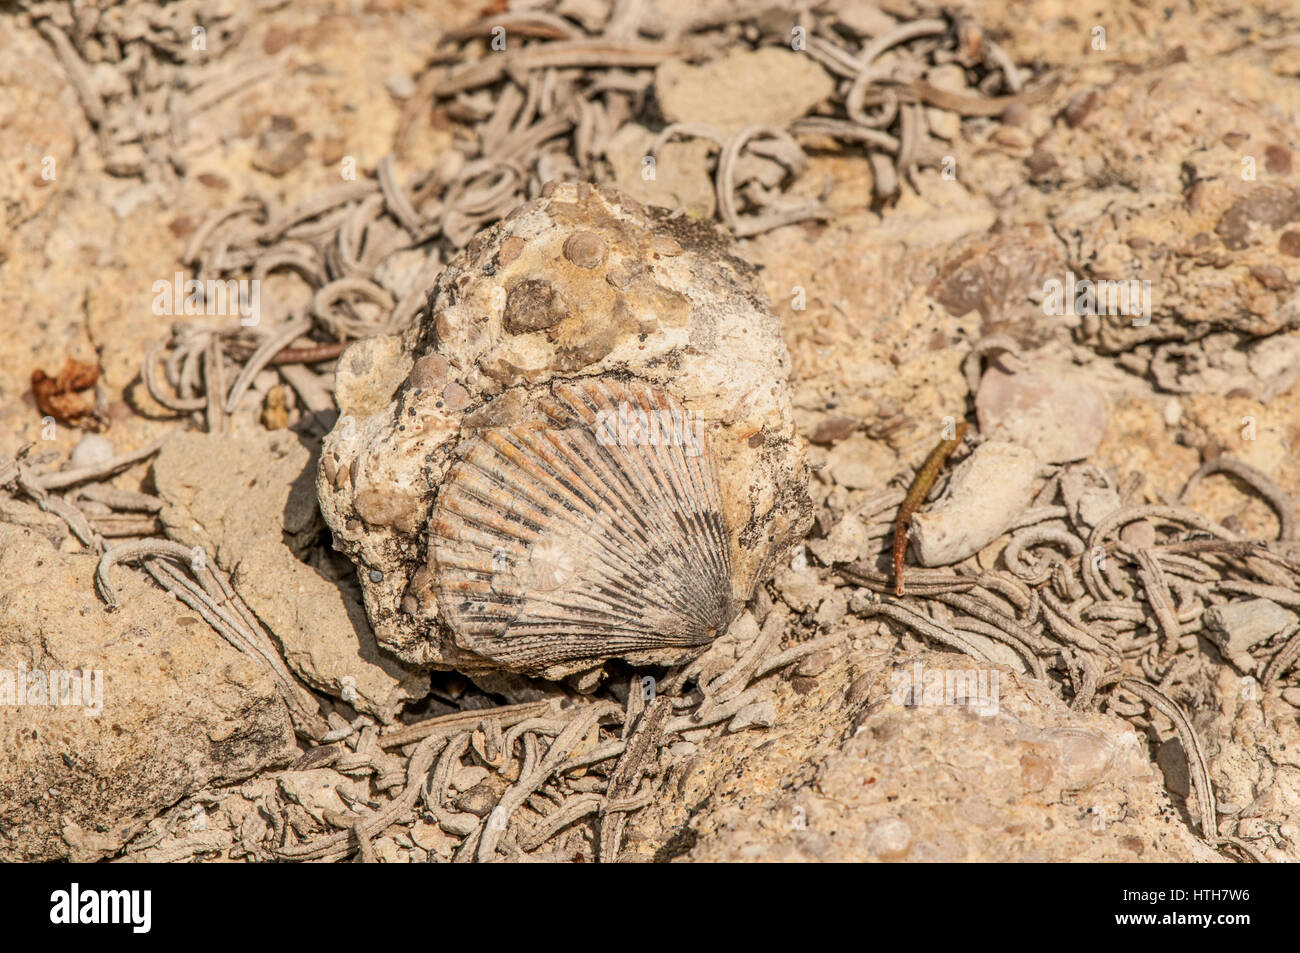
317 182 812 680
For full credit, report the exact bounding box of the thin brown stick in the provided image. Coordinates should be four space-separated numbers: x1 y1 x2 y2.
225 341 348 365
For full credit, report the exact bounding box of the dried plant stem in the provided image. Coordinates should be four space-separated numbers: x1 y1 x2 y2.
31 438 165 492
277 734 444 862
96 539 326 738
1116 679 1218 844
845 19 949 126
438 40 682 95
1180 455 1295 541
380 700 556 749
600 695 669 862
897 77 1059 116
1262 622 1300 685
478 702 618 861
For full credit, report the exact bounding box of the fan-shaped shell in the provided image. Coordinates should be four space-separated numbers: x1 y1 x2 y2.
428 377 734 672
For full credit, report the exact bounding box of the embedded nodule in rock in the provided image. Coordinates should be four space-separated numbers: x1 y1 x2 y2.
503 278 568 334
317 182 812 680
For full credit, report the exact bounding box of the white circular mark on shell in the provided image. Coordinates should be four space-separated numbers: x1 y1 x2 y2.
70 434 114 468
429 377 734 672
520 536 579 591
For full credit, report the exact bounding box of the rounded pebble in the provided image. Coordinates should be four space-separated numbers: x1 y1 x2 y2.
70 434 114 468
1163 398 1183 427
864 817 912 857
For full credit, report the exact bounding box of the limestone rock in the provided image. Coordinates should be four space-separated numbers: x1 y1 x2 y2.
976 360 1107 464
1036 59 1300 354
153 430 425 721
655 48 834 133
910 441 1038 567
602 123 717 218
0 23 79 231
318 182 812 678
625 634 1219 862
1203 599 1298 674
0 524 296 862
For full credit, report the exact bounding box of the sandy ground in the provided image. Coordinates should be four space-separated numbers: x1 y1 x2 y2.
2 0 1300 862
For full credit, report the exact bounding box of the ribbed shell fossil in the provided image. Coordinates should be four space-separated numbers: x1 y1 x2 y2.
318 181 811 681
430 378 733 671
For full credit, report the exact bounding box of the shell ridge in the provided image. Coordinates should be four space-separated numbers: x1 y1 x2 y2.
480 431 592 521
640 420 727 588
430 378 736 671
570 380 731 612
560 429 706 605
529 431 699 611
637 383 732 585
434 477 546 541
579 419 714 600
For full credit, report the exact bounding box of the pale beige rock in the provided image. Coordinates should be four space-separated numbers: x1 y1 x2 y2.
1203 599 1298 675
830 1 898 38
1195 669 1300 860
70 434 114 468
976 361 1107 463
625 633 1220 862
927 224 1069 348
1059 464 1124 529
276 769 366 824
153 430 425 721
410 818 457 860
773 566 834 613
972 0 1295 69
372 836 404 862
1032 58 1300 354
728 700 778 732
319 183 812 678
655 48 834 133
0 24 79 232
806 513 869 565
910 440 1038 567
829 460 877 489
814 589 848 628
602 123 717 218
0 524 296 862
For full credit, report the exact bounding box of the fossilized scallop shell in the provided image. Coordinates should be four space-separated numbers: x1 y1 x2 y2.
318 182 813 677
429 377 734 671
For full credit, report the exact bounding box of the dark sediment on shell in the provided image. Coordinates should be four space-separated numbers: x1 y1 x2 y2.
429 378 734 671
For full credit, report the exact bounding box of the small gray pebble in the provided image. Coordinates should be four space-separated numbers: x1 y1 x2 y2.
70 434 114 468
